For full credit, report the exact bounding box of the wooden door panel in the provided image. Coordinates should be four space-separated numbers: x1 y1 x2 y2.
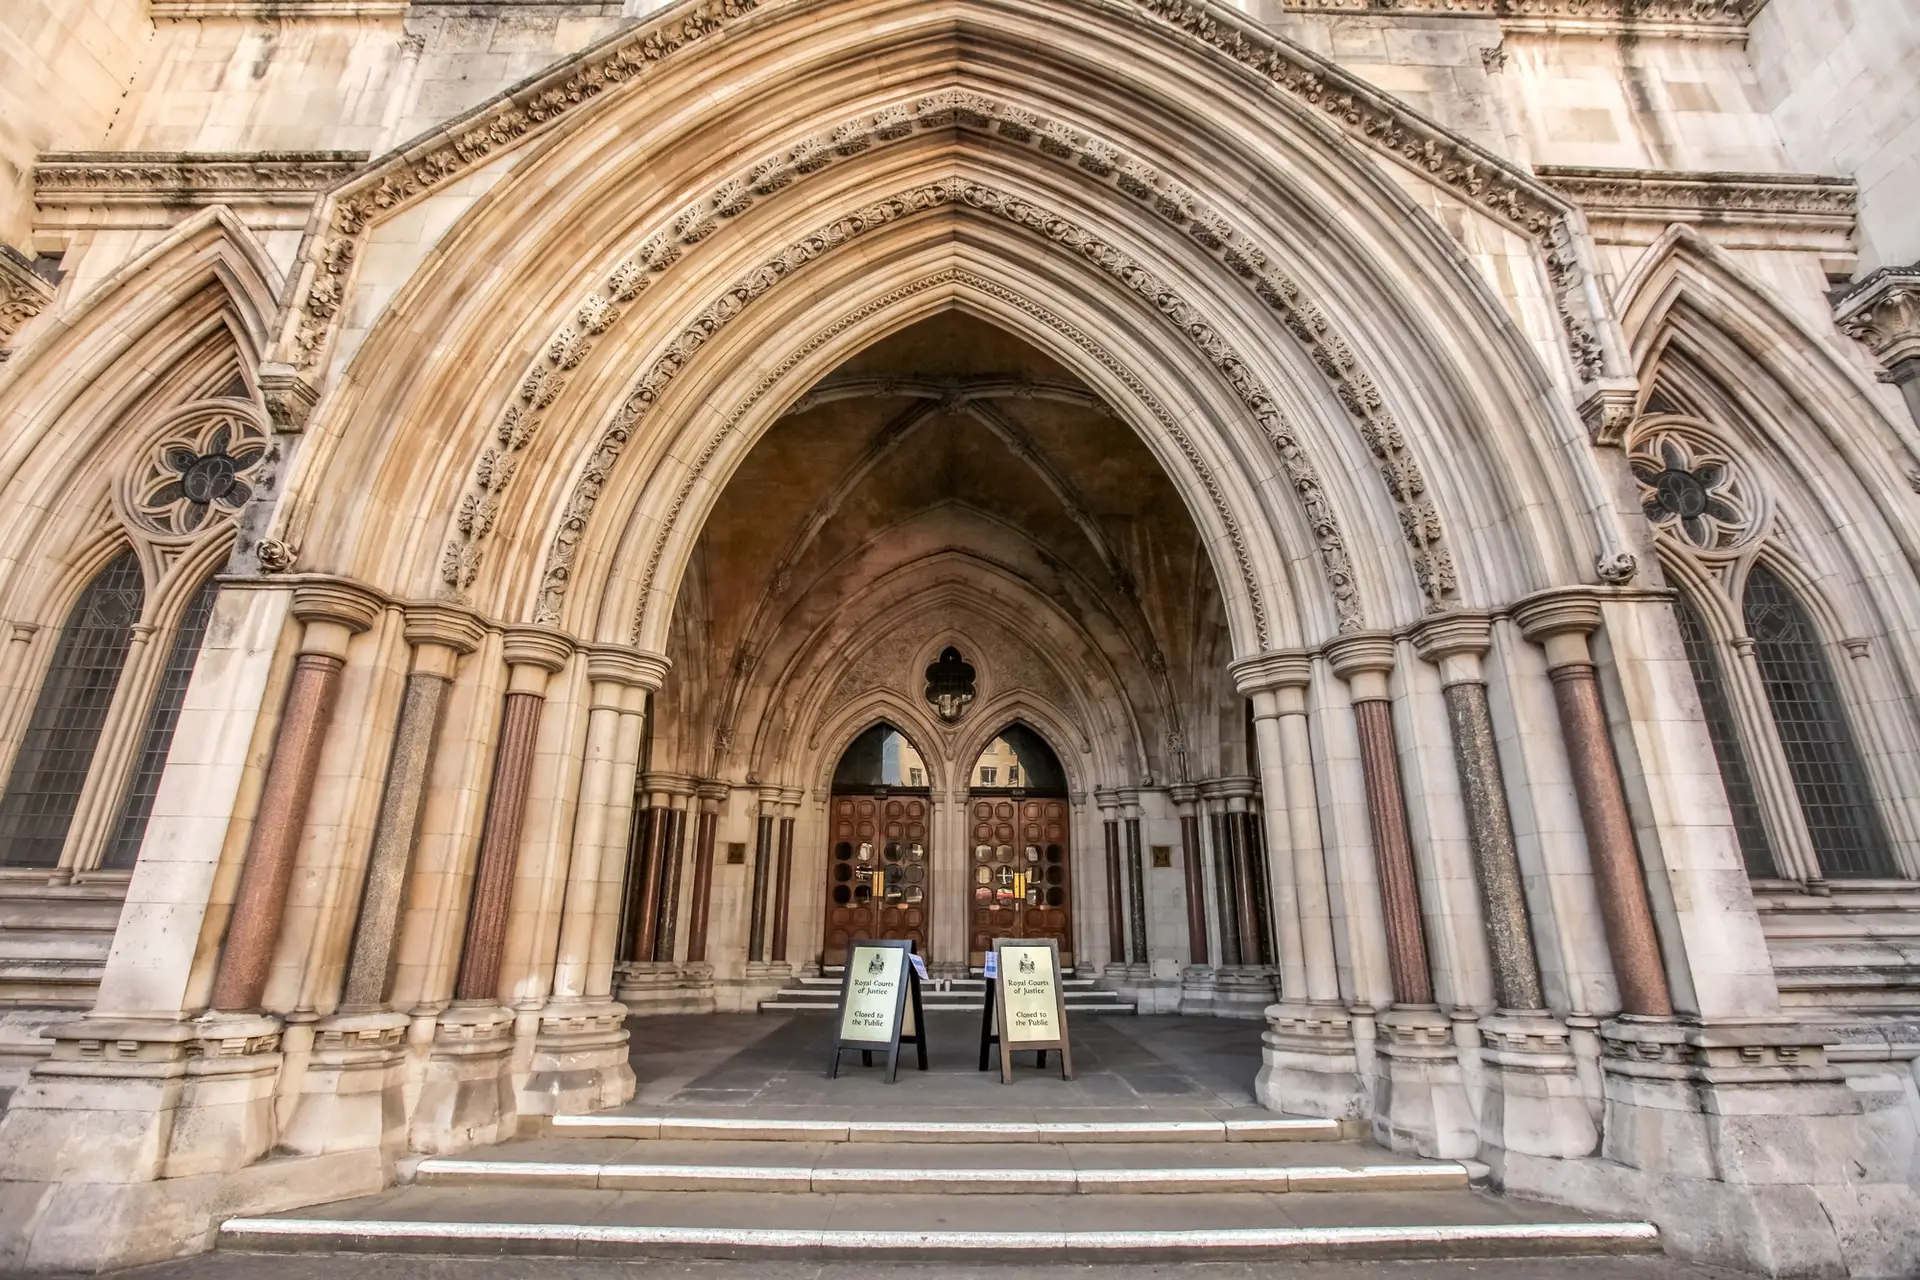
822 793 928 964
968 796 1072 968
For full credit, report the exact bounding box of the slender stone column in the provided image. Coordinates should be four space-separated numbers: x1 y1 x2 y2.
769 793 799 963
212 583 382 1013
549 650 663 1005
1173 786 1207 964
629 784 671 964
1411 614 1543 1012
1514 593 1673 1018
747 792 777 962
1097 790 1124 970
1204 797 1241 965
338 604 486 1012
1224 786 1263 969
685 783 724 963
452 628 571 1004
654 791 689 961
1122 791 1148 965
1326 633 1433 1007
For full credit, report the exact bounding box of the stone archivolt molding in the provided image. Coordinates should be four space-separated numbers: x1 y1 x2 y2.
441 90 1490 648
1132 0 1614 385
268 0 1612 395
1279 0 1760 36
35 152 369 205
1537 166 1857 233
275 0 759 370
0 245 55 354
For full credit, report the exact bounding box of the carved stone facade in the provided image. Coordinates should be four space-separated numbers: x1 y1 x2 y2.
0 0 1917 1275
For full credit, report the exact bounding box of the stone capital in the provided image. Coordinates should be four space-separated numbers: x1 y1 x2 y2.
1324 631 1396 701
402 601 486 659
585 646 670 691
695 778 730 806
0 244 55 349
500 625 573 674
1229 650 1313 696
1512 588 1603 668
291 579 385 658
1169 783 1200 810
642 771 698 799
1410 611 1492 686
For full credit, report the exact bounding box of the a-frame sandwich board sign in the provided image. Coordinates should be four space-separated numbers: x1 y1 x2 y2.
828 938 928 1083
977 936 1072 1083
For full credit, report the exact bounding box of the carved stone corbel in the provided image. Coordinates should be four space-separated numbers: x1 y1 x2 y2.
1578 381 1641 447
0 245 55 356
257 362 319 431
1834 264 1920 429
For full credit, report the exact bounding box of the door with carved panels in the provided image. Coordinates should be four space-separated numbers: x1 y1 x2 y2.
821 793 929 964
968 796 1072 968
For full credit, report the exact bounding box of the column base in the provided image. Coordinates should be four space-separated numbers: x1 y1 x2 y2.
1498 1017 1920 1277
0 1013 283 1185
410 1003 517 1155
1475 1010 1598 1169
520 1000 636 1116
0 1146 385 1273
1178 964 1217 1016
617 961 723 1015
278 1010 410 1159
1210 965 1278 1019
1371 1005 1477 1159
1256 1001 1366 1121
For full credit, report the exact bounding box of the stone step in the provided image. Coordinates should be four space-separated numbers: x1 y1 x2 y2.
220 1187 1659 1262
547 1113 1348 1143
413 1138 1466 1195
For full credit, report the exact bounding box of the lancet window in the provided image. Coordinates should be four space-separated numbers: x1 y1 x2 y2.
1630 407 1901 883
0 393 265 875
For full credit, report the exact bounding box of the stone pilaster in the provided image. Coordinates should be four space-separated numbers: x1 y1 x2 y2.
211 582 383 1012
526 647 665 1114
281 605 478 1161
1096 788 1125 975
1234 652 1362 1119
1326 633 1471 1157
1412 612 1597 1167
1514 593 1672 1018
416 626 568 1153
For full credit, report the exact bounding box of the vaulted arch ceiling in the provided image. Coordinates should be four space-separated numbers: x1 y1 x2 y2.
657 311 1208 788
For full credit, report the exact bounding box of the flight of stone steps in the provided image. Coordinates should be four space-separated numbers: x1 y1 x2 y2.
760 966 1137 1014
219 1112 1660 1262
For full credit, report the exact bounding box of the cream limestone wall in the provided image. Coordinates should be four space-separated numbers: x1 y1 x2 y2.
1750 0 1920 270
0 0 153 248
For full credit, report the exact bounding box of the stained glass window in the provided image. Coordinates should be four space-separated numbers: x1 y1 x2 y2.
1743 565 1894 878
103 575 218 869
1672 592 1774 877
0 552 145 866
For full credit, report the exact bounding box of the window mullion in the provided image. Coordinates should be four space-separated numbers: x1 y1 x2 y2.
54 623 163 881
1726 634 1826 888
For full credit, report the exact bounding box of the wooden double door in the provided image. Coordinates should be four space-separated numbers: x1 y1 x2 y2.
967 795 1073 969
821 792 929 964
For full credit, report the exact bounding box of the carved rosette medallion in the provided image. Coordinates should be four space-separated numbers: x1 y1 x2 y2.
121 401 271 540
1626 417 1758 552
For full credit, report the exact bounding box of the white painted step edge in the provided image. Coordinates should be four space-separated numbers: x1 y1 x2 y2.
549 1115 1344 1140
412 1158 1464 1191
220 1218 1660 1253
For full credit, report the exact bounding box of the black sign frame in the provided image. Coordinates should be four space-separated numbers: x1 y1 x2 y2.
827 937 928 1083
977 935 1072 1083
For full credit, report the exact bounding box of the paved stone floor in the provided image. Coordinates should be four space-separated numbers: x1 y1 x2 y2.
92 1254 1742 1278
621 1011 1266 1114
